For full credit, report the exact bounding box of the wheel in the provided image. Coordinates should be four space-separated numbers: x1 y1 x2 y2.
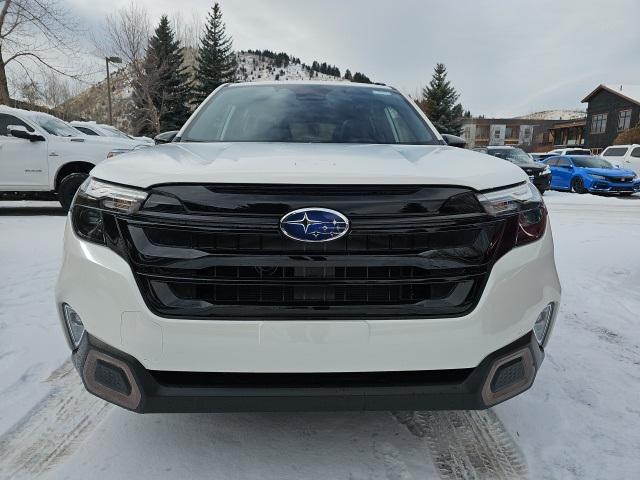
571 176 586 194
58 173 89 212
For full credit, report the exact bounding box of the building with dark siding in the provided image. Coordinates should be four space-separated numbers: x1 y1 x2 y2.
582 85 640 153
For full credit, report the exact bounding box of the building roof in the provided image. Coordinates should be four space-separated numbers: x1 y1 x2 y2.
581 84 640 106
551 119 586 129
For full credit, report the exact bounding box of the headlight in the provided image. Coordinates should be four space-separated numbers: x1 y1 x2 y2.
476 182 541 216
106 148 132 158
71 178 147 244
543 166 551 175
589 174 607 181
477 182 546 246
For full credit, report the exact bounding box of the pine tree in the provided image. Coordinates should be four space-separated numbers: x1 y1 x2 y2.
343 69 352 81
193 3 237 104
352 72 371 84
135 15 192 134
420 63 464 135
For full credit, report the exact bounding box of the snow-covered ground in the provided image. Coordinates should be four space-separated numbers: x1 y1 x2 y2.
1 192 639 479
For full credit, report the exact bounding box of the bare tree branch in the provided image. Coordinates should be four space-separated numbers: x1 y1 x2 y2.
0 0 87 104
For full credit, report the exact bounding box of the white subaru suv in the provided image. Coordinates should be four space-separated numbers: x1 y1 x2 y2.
56 82 561 413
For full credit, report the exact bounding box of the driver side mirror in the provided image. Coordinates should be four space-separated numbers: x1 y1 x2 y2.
7 125 45 142
441 133 467 148
154 130 178 144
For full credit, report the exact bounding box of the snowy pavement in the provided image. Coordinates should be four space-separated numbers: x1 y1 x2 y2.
0 192 639 479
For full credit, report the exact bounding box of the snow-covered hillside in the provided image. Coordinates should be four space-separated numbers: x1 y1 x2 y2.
236 52 345 83
515 110 586 121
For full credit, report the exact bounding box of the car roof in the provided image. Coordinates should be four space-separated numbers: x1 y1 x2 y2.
604 144 639 148
486 145 517 149
226 80 393 90
0 105 55 123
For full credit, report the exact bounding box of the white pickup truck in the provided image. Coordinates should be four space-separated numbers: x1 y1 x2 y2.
0 105 148 210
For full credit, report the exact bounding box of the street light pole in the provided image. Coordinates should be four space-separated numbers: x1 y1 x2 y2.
105 56 122 126
105 57 113 125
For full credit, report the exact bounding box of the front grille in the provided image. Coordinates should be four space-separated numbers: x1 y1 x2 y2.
107 184 517 320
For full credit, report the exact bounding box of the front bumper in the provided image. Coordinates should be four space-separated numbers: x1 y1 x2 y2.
588 179 640 193
531 174 551 191
56 219 561 374
72 331 544 412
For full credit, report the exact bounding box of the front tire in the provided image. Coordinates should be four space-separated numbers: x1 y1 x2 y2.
571 177 586 194
58 173 89 212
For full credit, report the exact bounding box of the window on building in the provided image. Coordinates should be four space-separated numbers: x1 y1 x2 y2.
590 113 607 134
505 126 517 139
617 109 632 131
476 125 489 139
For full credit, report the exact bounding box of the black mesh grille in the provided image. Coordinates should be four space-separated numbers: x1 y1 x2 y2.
108 184 516 320
490 358 526 392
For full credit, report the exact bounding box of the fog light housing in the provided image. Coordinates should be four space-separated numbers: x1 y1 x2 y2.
62 304 85 349
533 303 554 345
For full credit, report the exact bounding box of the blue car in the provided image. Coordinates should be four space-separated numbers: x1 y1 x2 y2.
543 155 640 195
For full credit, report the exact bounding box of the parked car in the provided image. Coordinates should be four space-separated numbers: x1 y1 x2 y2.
474 146 551 193
601 144 640 174
543 155 639 195
0 106 147 210
71 120 154 146
56 81 560 413
547 147 591 156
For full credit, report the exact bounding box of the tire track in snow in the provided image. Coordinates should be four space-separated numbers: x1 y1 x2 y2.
0 360 111 479
392 410 528 480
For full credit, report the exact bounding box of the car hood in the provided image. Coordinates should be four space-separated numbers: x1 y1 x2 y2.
583 167 636 177
73 135 147 149
518 162 546 172
91 142 527 190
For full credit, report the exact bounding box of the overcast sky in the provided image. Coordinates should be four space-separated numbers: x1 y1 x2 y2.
68 0 640 117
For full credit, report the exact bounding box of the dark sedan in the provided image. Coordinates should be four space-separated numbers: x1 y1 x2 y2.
475 146 552 193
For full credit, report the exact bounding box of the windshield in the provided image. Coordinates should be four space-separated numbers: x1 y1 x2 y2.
181 84 439 144
572 156 614 168
35 115 80 137
488 148 532 165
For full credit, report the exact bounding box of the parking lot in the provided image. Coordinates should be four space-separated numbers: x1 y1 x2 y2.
0 192 638 479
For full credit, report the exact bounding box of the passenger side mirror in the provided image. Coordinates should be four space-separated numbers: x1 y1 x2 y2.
441 133 467 148
7 125 45 142
154 130 178 144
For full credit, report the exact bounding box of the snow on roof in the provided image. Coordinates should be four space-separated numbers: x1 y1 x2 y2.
582 84 640 106
0 104 55 122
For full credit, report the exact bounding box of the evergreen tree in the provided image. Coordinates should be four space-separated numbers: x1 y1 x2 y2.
344 69 352 81
352 72 371 84
134 15 191 135
193 3 237 105
420 63 464 135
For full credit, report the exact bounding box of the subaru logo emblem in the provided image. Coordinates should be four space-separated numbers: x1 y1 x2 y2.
280 208 349 242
